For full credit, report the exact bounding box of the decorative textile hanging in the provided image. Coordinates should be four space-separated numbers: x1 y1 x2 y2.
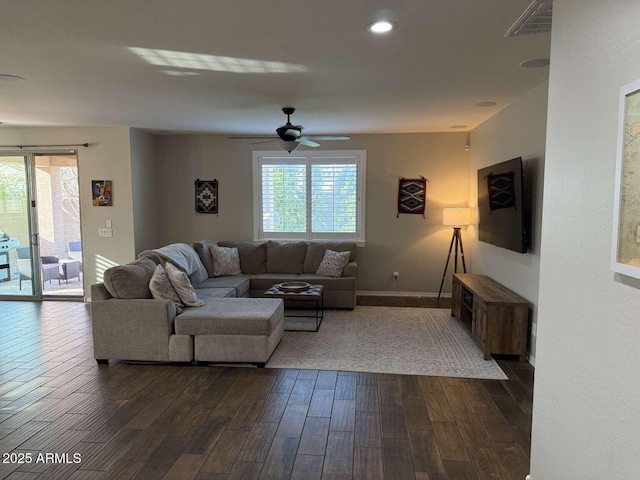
195 179 218 214
397 177 427 218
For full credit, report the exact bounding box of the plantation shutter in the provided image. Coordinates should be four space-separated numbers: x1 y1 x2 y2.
254 151 365 242
261 161 307 234
311 160 358 233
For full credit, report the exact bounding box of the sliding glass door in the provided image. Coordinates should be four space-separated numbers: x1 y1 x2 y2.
0 155 37 297
0 153 83 300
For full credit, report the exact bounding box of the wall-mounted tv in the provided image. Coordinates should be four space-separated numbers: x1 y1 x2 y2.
477 157 528 253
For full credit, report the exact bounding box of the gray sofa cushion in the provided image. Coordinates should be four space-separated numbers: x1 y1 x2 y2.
197 276 251 297
219 241 267 274
192 240 218 277
303 241 357 274
267 241 307 273
296 274 357 291
175 298 284 336
103 257 157 299
197 288 236 300
247 273 300 292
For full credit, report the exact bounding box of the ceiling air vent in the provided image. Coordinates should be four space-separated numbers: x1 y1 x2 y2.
505 0 553 37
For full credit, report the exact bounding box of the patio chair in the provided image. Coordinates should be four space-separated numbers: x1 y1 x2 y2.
16 247 32 290
67 241 82 270
41 256 60 287
16 247 60 290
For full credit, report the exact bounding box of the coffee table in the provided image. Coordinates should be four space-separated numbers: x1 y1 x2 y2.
262 283 324 332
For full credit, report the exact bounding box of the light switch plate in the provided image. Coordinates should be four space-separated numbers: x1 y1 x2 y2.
98 228 113 237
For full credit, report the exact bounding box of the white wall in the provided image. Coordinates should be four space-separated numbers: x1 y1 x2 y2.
531 1 640 478
130 128 161 254
0 127 135 297
156 133 470 294
468 81 548 361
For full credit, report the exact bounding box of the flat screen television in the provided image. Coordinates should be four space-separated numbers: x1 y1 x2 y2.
477 157 528 253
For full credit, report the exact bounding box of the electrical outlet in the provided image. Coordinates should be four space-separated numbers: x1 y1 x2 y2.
393 272 399 279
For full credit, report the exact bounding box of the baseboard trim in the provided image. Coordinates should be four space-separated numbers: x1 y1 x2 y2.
527 354 536 367
356 291 451 308
356 290 450 298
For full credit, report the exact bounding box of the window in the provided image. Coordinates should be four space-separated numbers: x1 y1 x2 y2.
253 150 366 243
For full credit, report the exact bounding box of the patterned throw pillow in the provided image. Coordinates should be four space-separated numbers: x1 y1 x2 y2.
315 249 351 277
149 264 184 314
209 245 242 277
165 262 205 307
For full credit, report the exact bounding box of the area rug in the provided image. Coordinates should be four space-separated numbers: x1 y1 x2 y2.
266 306 508 380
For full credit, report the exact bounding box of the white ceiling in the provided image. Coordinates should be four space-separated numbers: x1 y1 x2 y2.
0 0 550 135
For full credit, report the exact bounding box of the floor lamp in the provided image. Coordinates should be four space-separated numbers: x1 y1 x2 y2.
437 207 471 301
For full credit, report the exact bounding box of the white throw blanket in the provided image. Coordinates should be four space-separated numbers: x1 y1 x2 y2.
154 243 203 275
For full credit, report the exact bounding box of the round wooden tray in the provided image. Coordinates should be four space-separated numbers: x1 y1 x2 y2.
278 281 311 292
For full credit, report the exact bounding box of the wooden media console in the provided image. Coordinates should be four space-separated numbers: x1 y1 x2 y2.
451 273 530 361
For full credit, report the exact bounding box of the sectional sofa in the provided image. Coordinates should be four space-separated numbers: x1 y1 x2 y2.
90 240 358 365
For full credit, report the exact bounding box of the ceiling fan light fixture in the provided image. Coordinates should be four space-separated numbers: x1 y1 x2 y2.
281 141 300 153
367 21 394 34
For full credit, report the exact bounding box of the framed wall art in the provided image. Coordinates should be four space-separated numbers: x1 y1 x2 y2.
92 180 112 206
612 78 640 278
195 179 218 214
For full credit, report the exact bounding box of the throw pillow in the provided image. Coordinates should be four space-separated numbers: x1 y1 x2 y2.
165 262 205 307
315 249 351 277
149 264 184 314
209 245 242 277
103 257 157 299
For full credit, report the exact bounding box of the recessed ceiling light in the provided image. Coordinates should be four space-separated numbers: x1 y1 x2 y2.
450 125 468 129
520 58 550 68
367 21 394 34
0 74 25 83
476 101 497 107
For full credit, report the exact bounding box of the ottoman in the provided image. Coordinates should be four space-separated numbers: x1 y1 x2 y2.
174 298 284 366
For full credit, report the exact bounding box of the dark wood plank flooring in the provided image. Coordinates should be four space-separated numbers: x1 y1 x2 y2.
0 301 533 479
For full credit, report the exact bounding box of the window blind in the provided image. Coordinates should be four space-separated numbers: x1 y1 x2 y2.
311 163 357 233
261 163 307 233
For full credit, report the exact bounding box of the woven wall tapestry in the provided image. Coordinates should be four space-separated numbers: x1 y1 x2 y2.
487 172 516 212
195 179 218 214
397 177 427 217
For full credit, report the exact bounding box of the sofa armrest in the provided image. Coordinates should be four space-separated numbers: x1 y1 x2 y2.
91 283 112 301
342 261 357 277
91 296 177 361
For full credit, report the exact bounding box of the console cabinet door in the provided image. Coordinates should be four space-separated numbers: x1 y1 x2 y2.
473 299 487 344
451 277 462 318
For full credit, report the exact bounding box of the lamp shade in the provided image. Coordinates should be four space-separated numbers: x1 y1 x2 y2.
281 141 300 153
443 207 471 226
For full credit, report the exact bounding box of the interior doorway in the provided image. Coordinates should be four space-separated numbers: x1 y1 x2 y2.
0 153 83 300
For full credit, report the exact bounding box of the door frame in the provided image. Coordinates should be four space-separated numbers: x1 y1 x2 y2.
0 150 83 301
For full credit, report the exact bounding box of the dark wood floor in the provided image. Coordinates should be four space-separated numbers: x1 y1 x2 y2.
0 301 533 480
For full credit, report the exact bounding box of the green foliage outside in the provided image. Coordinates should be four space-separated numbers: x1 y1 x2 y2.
0 172 27 200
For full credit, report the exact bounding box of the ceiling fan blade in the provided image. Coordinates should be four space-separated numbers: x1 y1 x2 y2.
228 136 279 140
250 139 281 145
284 129 302 139
300 135 351 141
298 139 320 147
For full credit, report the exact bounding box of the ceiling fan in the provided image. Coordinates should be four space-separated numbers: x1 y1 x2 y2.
229 107 351 153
